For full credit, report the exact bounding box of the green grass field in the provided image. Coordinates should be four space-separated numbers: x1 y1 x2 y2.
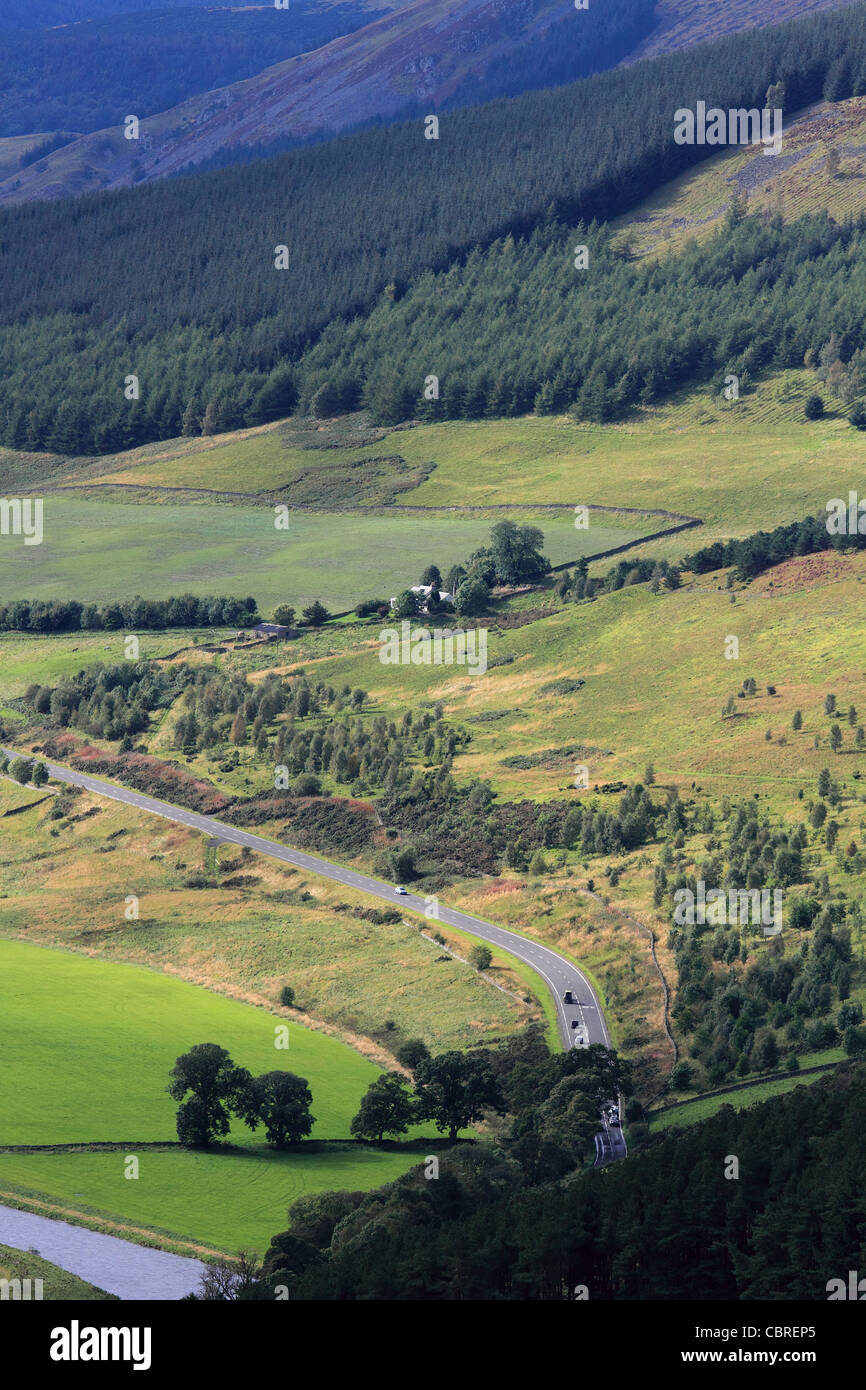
0 629 223 703
0 937 396 1145
2 363 863 617
0 1147 423 1253
43 395 866 552
0 781 530 1053
0 494 647 613
0 937 434 1250
274 548 866 802
648 1069 831 1131
79 401 857 531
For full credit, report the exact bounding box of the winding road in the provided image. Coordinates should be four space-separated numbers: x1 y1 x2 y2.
3 749 627 1165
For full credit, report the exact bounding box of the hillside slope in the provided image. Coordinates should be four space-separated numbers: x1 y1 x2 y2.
0 0 859 206
0 0 651 204
612 93 866 258
0 0 386 26
4 1 866 459
626 0 854 61
0 3 388 141
5 0 853 205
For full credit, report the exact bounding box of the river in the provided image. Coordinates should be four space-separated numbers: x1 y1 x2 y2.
0 1204 207 1300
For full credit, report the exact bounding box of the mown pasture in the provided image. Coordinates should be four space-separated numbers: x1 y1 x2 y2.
0 937 434 1251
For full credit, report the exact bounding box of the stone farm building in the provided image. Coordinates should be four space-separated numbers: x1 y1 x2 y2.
236 623 297 641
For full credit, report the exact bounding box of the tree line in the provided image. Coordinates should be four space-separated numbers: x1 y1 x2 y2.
684 511 866 581
23 660 188 742
4 2 866 451
554 554 682 605
0 594 257 633
294 207 866 430
246 1061 866 1300
183 0 657 183
168 1044 315 1149
0 752 48 785
168 1029 632 1157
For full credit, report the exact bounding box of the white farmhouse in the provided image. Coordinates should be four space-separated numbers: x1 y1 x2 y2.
389 584 454 613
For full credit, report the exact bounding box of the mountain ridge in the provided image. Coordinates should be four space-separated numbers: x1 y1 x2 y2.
3 0 841 205
0 0 598 204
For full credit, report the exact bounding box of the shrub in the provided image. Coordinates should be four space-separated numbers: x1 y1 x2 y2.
454 577 490 616
805 1020 838 1049
183 872 212 889
670 1060 693 1091
300 600 330 627
395 1039 430 1070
